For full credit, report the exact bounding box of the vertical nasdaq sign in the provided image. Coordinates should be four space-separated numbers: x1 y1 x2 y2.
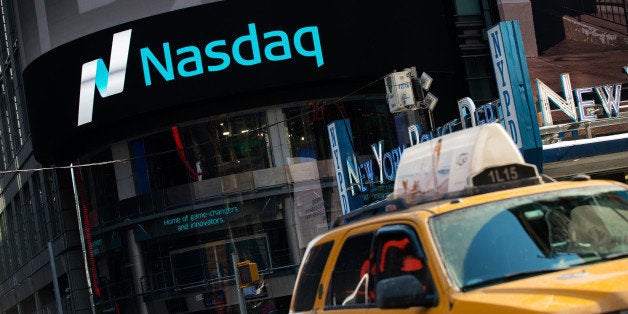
487 21 543 171
328 120 364 214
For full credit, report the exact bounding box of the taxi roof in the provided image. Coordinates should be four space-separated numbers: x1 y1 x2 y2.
333 179 623 229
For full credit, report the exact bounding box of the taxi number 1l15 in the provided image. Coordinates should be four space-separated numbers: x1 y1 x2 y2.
472 164 536 186
488 166 518 183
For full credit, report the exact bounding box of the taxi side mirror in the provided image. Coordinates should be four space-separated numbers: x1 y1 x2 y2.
376 275 434 309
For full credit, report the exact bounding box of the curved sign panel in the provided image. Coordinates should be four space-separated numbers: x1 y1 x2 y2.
23 0 455 164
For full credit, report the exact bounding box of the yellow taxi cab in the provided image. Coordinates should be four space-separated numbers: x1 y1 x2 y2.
289 123 628 314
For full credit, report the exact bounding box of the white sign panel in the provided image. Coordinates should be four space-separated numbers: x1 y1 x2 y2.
487 25 523 148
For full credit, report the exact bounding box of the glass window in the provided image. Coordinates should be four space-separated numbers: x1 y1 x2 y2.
0 93 15 160
325 232 373 308
141 130 189 191
346 98 400 154
32 174 50 243
0 211 7 280
14 192 34 259
80 149 119 224
207 112 271 176
284 98 399 163
283 104 324 161
45 170 63 238
431 185 628 291
22 184 41 253
372 225 435 304
0 0 27 165
6 205 19 267
293 241 333 312
137 111 271 192
170 235 271 287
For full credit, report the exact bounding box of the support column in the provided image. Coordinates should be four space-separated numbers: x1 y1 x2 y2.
127 229 148 314
282 197 302 263
111 142 137 200
266 108 290 167
496 0 539 57
268 108 302 262
47 242 63 314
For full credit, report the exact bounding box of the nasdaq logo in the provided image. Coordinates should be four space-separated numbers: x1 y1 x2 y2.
77 23 324 126
139 23 324 86
77 29 132 126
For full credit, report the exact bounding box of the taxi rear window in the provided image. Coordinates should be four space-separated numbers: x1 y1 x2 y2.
293 241 333 312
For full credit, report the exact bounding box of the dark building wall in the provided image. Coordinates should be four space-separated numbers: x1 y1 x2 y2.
2 0 505 312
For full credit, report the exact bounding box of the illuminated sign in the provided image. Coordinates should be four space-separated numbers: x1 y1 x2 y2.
79 23 323 126
536 71 625 125
486 21 542 171
457 97 500 129
139 23 324 86
488 25 522 147
24 1 457 164
328 120 363 214
162 206 238 232
78 30 133 126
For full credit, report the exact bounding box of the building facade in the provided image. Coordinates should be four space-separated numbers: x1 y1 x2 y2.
0 0 589 313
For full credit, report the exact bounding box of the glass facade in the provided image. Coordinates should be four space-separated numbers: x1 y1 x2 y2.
76 96 417 312
1 0 553 312
1 0 625 312
0 0 27 169
0 0 88 312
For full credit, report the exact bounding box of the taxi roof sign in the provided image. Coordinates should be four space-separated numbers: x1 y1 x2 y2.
393 123 541 205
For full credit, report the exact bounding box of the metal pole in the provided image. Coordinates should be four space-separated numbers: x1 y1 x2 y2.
70 165 96 314
231 253 247 314
127 229 148 314
47 242 63 314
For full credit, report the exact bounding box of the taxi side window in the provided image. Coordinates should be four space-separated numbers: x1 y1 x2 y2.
293 241 334 312
373 225 437 306
325 232 374 309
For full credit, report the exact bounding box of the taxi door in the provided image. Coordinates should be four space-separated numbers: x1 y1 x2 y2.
318 224 376 314
319 222 439 314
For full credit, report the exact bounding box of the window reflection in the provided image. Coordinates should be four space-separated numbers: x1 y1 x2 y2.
431 185 628 291
283 98 399 163
136 111 271 192
170 235 271 287
75 95 429 307
81 97 407 225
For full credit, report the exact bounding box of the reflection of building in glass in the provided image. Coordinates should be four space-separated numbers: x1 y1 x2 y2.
78 97 410 312
3 0 625 313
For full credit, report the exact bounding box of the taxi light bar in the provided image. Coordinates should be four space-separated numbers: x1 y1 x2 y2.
393 123 541 205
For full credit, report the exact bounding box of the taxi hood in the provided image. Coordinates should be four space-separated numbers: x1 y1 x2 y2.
450 259 628 313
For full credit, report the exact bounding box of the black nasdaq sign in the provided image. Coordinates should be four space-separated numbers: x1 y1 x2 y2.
23 0 455 164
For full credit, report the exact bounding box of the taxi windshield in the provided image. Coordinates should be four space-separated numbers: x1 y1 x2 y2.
430 184 628 291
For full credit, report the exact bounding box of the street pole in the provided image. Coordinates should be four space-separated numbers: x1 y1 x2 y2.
70 165 96 314
232 253 248 314
47 242 63 314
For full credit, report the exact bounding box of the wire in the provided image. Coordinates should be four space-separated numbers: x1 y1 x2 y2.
0 73 389 175
0 159 129 174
